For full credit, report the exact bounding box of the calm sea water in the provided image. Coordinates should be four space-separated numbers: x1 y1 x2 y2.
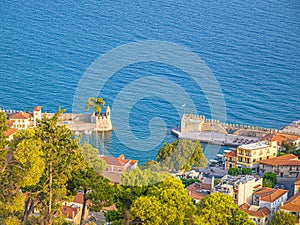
1 0 299 163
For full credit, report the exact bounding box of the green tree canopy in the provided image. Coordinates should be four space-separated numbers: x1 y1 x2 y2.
68 142 110 225
0 112 8 148
85 97 106 114
79 142 106 173
195 192 254 225
269 211 297 225
181 178 201 187
263 172 277 188
228 168 252 176
131 177 196 225
228 168 241 176
156 139 208 171
0 128 45 224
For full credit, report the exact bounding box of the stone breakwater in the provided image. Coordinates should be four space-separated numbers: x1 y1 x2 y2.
173 114 280 146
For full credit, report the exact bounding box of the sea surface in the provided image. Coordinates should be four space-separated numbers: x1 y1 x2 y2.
1 0 300 163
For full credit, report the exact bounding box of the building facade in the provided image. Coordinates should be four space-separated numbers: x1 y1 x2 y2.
213 175 263 206
235 141 277 170
181 114 205 132
253 187 288 213
225 149 237 170
100 154 138 173
91 106 113 131
239 203 271 225
280 192 300 224
259 154 300 178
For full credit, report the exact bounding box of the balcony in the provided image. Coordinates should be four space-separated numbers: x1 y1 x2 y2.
238 152 252 157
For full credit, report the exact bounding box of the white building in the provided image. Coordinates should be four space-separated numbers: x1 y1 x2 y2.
213 175 263 206
253 187 288 213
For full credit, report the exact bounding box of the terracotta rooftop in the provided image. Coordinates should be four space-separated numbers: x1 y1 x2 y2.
129 160 138 166
261 132 300 145
253 187 288 202
253 184 262 189
9 112 32 120
100 155 138 167
33 106 42 111
225 149 237 158
102 203 117 211
239 203 271 217
62 205 79 219
7 120 13 127
185 182 211 201
280 192 300 213
259 154 300 166
73 192 91 206
4 128 18 137
102 171 122 184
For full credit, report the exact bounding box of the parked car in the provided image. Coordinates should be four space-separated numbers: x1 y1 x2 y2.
279 184 286 189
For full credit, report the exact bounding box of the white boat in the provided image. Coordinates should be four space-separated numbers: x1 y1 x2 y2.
216 154 224 158
223 150 232 153
209 159 218 163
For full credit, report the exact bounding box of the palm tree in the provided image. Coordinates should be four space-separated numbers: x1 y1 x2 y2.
85 97 106 116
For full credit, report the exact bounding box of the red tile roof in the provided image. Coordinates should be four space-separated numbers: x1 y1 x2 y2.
239 203 271 217
73 192 91 206
259 154 300 166
185 183 211 201
280 192 300 212
102 203 117 211
62 205 79 219
253 187 288 202
225 149 237 158
129 160 138 166
4 128 17 137
100 155 138 167
33 106 42 111
7 120 13 127
253 184 262 189
102 171 122 184
261 133 300 145
9 112 32 120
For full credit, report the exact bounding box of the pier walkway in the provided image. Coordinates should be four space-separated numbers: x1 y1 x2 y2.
172 128 259 146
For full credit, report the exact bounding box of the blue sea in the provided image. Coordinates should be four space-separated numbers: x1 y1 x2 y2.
1 0 299 163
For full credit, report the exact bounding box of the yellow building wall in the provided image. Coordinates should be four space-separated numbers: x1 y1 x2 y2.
237 141 277 168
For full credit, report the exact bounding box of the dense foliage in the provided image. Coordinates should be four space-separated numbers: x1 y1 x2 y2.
0 109 112 225
156 139 208 171
0 112 8 148
228 168 252 176
85 97 106 114
105 168 170 224
263 172 277 188
269 211 297 225
181 178 201 187
195 193 255 225
131 177 196 225
279 140 300 157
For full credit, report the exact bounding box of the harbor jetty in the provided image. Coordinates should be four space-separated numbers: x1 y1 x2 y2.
172 114 277 146
0 106 113 132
